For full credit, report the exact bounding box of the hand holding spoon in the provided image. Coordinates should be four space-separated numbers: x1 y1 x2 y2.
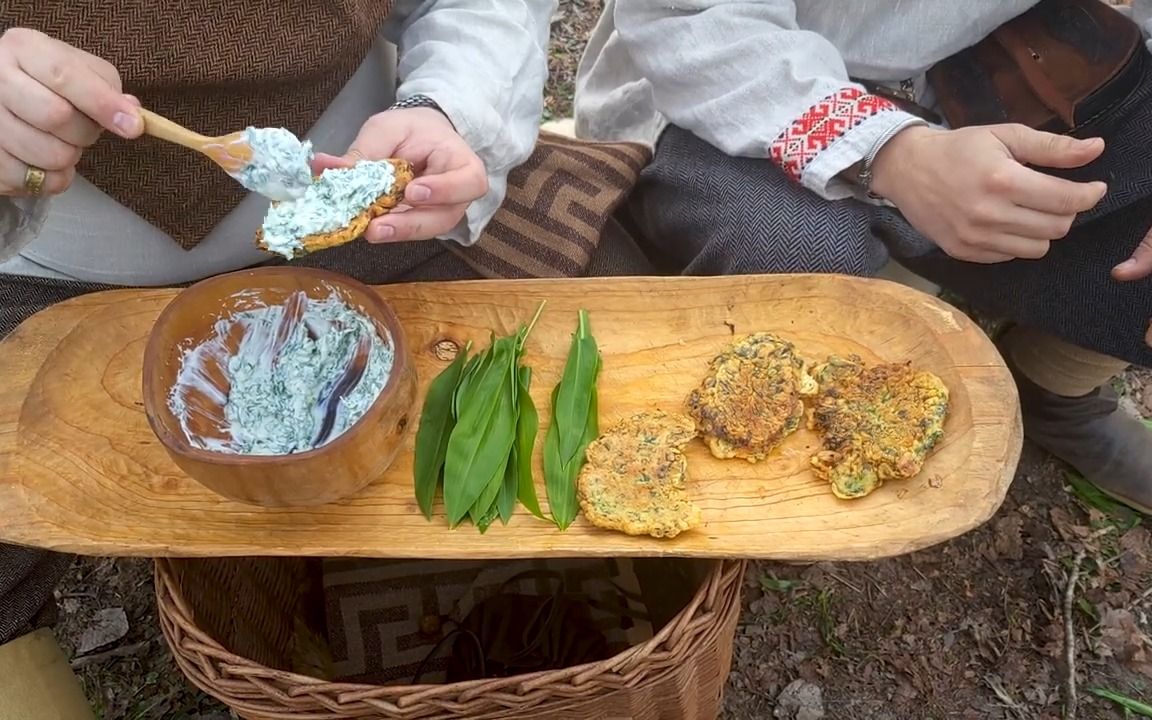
138 108 314 202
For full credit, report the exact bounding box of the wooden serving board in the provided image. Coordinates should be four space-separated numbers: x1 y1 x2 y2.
0 274 1020 561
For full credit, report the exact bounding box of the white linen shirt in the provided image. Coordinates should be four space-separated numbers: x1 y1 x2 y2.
574 1 1152 203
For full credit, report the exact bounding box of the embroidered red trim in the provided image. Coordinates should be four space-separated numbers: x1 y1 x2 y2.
770 88 898 180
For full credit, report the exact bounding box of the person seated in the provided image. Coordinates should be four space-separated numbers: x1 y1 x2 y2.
574 0 1152 516
0 1 558 715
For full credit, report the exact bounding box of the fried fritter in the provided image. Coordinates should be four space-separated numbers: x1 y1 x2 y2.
686 333 818 462
807 355 949 499
576 410 701 538
254 159 414 258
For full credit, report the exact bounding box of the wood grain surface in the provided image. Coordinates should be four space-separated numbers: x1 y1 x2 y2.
0 274 1021 561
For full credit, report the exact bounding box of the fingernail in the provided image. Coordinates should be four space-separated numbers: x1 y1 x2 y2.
113 111 141 137
1117 259 1135 271
371 225 395 242
406 184 431 202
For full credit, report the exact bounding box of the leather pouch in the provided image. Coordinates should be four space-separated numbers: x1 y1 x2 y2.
926 0 1144 132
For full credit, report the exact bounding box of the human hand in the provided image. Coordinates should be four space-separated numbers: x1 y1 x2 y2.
0 28 143 198
1111 223 1152 285
312 107 488 243
1109 218 1152 348
870 124 1107 263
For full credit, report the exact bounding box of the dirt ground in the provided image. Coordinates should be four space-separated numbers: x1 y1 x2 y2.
52 2 1151 718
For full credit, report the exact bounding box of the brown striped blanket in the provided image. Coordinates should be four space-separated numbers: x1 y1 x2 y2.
456 132 653 279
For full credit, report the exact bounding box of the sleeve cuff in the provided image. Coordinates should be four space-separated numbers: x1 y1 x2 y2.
769 88 931 203
397 81 537 247
0 196 49 263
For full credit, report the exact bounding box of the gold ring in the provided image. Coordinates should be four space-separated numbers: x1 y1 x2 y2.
23 165 45 196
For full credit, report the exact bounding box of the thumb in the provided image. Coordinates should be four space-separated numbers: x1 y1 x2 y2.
310 151 358 176
310 115 406 176
1113 226 1152 282
993 125 1104 169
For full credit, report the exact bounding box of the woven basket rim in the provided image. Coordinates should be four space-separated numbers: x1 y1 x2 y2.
155 556 746 718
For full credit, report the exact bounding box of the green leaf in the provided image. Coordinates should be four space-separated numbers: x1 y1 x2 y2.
559 358 600 528
453 340 489 419
498 446 519 525
495 358 522 526
469 451 509 529
515 366 545 520
543 312 602 531
1065 471 1142 529
580 382 599 450
760 573 799 593
553 310 599 463
543 385 573 529
470 359 516 531
443 304 548 531
475 493 503 534
552 383 598 531
412 343 469 520
443 337 518 525
1089 688 1152 717
516 300 547 355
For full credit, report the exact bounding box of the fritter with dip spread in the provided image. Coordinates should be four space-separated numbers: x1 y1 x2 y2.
686 333 818 462
807 355 949 499
576 411 701 538
255 158 414 259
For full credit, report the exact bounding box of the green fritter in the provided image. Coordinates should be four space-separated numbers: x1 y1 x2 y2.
807 355 950 500
686 333 818 462
576 410 701 538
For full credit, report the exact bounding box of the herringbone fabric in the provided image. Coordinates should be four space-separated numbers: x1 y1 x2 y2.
0 546 71 647
628 56 1152 368
628 125 890 279
0 1 393 250
453 132 652 279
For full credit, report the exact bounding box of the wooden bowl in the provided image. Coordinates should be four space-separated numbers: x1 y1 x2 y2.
141 266 417 507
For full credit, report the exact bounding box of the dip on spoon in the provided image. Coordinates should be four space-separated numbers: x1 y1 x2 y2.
139 109 314 201
230 127 315 201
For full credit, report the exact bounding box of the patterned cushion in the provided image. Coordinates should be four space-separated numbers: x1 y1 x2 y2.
450 132 652 279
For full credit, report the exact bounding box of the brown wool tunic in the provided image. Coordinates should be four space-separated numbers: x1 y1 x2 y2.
0 1 394 249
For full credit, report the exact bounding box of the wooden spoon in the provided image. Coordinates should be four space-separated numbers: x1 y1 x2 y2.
139 108 253 175
139 108 314 202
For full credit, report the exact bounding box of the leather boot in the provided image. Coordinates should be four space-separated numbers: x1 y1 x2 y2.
1004 351 1152 514
0 628 95 720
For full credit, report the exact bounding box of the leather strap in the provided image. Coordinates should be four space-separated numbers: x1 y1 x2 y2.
992 23 1079 127
927 0 1143 132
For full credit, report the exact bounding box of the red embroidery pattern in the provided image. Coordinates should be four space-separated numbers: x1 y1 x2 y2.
770 88 898 180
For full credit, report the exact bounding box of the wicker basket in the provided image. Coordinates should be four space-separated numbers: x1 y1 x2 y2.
155 556 746 720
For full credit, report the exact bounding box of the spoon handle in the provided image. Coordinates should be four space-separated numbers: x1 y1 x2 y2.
139 108 213 151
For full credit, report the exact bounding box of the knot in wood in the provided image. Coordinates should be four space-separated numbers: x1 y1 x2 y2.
432 338 461 362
